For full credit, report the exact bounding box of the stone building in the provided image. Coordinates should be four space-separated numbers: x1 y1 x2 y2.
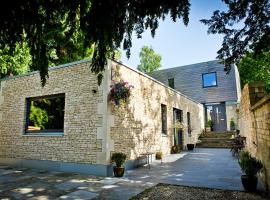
150 60 241 132
0 60 204 176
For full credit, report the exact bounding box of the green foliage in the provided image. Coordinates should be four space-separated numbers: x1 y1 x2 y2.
201 0 270 71
238 52 270 91
111 152 127 167
137 46 162 73
239 151 263 177
206 120 214 128
0 42 31 78
0 1 190 85
230 118 235 127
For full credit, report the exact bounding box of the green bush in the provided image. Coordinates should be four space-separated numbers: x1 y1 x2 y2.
111 152 127 167
239 151 263 177
206 120 214 128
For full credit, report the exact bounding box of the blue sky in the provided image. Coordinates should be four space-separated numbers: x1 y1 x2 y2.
120 0 227 70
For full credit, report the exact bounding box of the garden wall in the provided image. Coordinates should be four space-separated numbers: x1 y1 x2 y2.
108 61 204 160
238 83 270 192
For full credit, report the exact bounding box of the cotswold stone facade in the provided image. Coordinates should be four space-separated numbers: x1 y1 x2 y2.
0 60 204 176
239 84 270 192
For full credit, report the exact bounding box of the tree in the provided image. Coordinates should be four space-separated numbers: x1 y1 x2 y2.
0 41 31 78
201 0 270 72
238 51 270 91
137 46 162 73
0 1 190 85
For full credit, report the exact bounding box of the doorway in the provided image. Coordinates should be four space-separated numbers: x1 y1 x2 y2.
205 102 227 132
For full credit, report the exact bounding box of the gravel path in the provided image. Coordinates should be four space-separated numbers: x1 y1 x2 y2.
131 184 269 200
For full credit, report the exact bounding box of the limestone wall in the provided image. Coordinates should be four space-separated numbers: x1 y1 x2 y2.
239 83 270 192
109 61 204 160
0 60 105 164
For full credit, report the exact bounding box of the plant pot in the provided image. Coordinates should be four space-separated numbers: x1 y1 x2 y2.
205 127 211 132
187 144 194 150
241 175 258 192
113 166 125 177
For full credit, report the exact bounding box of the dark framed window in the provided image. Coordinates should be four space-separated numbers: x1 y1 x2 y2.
25 93 65 134
187 112 191 135
161 104 167 135
168 78 174 89
202 72 217 88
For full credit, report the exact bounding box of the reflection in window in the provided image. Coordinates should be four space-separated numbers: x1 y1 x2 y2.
202 72 217 87
25 94 65 134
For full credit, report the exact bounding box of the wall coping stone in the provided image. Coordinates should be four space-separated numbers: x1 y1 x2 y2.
251 94 270 111
0 59 92 82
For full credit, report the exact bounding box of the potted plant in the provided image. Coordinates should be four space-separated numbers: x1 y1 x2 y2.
111 152 127 177
206 120 214 132
230 118 236 131
171 145 181 154
109 80 134 106
155 151 163 160
238 151 263 191
187 143 195 150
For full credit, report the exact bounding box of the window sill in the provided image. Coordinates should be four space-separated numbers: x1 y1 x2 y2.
162 134 168 137
23 133 64 137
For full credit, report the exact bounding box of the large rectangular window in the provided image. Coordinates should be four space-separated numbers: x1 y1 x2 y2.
25 94 65 134
161 104 167 135
168 78 175 89
202 72 217 87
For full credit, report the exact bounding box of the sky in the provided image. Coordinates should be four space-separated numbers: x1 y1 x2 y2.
120 0 228 70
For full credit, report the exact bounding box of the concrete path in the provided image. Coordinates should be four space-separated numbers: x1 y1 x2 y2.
125 148 244 191
0 148 244 200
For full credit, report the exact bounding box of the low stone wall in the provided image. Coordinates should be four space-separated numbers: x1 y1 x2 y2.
239 83 270 192
109 61 204 160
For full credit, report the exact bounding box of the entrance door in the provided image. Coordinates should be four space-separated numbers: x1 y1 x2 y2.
205 103 227 132
173 108 183 149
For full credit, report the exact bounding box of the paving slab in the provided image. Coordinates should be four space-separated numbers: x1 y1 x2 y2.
54 179 87 191
59 190 98 200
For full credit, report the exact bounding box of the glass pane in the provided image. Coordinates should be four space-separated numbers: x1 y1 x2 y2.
26 94 65 133
168 78 174 89
203 73 217 87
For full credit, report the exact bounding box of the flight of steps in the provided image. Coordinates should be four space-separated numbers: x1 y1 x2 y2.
196 132 234 148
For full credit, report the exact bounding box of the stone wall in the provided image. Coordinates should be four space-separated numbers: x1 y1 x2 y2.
239 83 270 192
109 61 204 160
0 60 104 165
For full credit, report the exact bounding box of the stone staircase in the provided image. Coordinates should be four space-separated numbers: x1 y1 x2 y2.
196 132 234 148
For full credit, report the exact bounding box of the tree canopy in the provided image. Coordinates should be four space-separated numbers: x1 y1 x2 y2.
0 41 31 78
238 51 270 91
201 0 270 71
137 46 162 73
0 0 190 85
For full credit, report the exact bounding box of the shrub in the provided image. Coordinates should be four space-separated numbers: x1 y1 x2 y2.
206 120 214 128
239 151 263 177
111 152 127 167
